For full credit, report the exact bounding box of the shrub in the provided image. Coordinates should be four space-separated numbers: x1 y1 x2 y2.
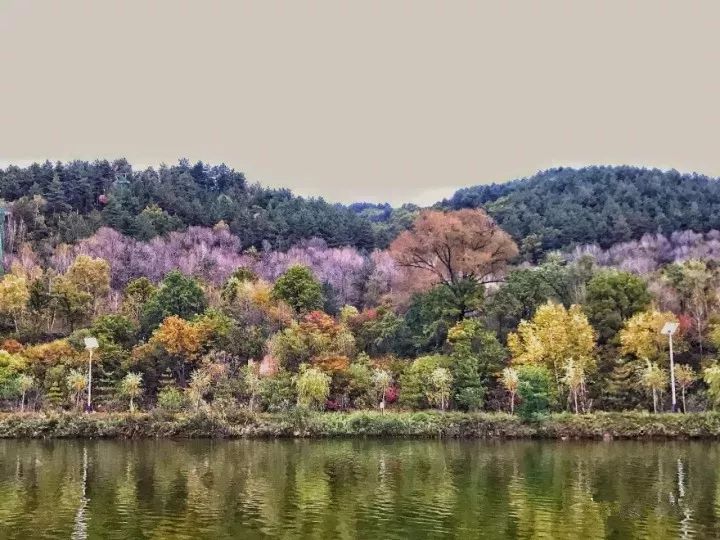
259 370 296 412
157 387 186 412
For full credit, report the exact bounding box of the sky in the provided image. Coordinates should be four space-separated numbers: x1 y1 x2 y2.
1 1 719 206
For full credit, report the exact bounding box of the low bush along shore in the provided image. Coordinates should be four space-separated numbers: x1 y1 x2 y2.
2 410 720 440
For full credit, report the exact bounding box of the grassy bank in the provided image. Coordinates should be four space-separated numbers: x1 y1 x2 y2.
3 410 720 439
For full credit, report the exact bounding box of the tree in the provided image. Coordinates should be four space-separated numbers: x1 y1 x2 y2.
66 369 87 409
674 364 696 413
427 367 452 411
120 372 143 412
398 355 451 409
371 368 392 413
704 364 720 410
390 209 518 315
244 364 261 412
123 277 156 323
500 367 519 414
516 365 552 420
148 315 204 385
17 374 34 412
141 271 207 333
562 359 587 414
641 361 667 413
65 255 111 300
271 265 324 314
619 309 681 364
296 366 331 410
584 270 651 343
268 311 355 371
401 284 466 354
447 319 505 411
508 302 596 398
663 260 717 359
187 369 212 411
0 274 30 332
51 276 93 331
485 262 573 339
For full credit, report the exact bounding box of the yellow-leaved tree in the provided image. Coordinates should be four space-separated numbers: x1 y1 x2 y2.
0 274 30 332
507 302 596 407
619 309 681 363
142 315 212 387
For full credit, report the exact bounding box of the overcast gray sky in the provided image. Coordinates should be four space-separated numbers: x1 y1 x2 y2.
1 1 719 205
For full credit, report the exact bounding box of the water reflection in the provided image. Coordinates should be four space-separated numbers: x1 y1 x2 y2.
0 439 718 538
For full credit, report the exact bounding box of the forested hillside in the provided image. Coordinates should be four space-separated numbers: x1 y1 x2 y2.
5 161 720 260
445 166 720 257
3 159 720 420
0 159 397 252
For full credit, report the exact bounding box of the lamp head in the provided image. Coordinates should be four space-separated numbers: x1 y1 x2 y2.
660 322 679 336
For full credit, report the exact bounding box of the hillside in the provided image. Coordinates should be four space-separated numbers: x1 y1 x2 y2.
4 161 720 260
0 159 382 252
444 166 720 256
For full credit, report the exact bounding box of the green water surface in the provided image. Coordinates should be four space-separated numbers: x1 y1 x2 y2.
0 439 715 538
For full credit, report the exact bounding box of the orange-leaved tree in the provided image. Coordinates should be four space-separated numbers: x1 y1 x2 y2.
390 209 517 315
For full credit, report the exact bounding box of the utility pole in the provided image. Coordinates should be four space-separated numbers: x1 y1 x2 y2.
661 322 679 413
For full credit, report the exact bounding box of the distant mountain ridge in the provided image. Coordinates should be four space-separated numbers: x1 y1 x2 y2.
442 166 720 255
3 160 720 258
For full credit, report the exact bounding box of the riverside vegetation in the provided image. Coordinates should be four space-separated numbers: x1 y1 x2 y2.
4 161 720 439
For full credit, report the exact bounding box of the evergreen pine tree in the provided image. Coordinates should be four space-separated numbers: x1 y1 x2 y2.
46 382 64 409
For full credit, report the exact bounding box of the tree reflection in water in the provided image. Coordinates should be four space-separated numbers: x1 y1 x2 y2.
0 439 718 539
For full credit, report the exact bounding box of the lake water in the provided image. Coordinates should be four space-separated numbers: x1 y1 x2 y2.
0 438 717 539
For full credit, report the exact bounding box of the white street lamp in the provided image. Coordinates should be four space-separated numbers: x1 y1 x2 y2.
84 337 99 412
661 322 679 413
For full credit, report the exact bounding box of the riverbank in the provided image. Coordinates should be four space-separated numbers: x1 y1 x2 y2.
2 410 720 439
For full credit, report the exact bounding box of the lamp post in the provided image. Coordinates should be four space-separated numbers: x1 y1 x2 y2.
661 322 679 413
84 337 98 412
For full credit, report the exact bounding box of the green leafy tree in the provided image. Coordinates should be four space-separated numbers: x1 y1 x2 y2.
398 355 451 409
447 319 505 411
271 265 324 314
584 270 651 343
401 285 465 354
516 365 553 420
141 271 207 333
258 370 296 412
296 366 331 410
485 261 575 338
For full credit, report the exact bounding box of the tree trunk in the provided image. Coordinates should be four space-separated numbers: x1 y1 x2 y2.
129 396 135 413
652 389 658 414
573 389 579 414
20 391 25 412
510 392 515 415
682 388 687 414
